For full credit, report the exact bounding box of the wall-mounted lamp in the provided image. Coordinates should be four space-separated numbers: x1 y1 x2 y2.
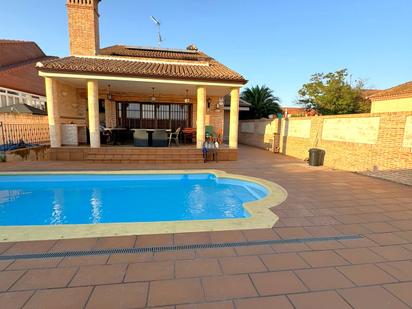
151 87 156 102
184 89 190 103
207 97 212 112
106 84 112 101
215 97 224 111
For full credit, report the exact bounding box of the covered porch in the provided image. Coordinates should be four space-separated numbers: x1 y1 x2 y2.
42 74 241 161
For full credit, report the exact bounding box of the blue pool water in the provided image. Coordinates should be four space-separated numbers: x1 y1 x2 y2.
0 174 267 226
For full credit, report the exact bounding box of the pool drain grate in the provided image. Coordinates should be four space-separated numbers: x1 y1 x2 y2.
0 235 362 261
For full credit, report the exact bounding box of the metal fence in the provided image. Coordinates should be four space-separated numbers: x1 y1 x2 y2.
0 122 50 150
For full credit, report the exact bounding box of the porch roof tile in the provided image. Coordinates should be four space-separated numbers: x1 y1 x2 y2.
38 46 247 84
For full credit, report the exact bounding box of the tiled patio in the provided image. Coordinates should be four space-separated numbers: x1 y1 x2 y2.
1 145 412 308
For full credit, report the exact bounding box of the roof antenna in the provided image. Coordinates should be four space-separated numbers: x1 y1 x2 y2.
150 16 163 47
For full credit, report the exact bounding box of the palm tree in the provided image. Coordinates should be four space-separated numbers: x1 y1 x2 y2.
241 85 281 119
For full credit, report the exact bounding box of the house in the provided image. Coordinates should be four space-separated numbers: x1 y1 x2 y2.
0 40 53 111
36 0 247 161
282 107 316 118
368 81 412 113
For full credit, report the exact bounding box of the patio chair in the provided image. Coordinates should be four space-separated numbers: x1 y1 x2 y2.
132 129 149 147
152 129 168 147
168 127 181 147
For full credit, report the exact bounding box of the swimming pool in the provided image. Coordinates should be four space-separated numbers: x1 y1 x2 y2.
0 173 267 226
0 170 287 242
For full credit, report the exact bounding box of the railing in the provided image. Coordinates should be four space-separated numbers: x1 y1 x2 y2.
0 122 50 150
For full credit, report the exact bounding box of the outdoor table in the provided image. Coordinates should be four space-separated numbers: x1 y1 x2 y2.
146 129 171 147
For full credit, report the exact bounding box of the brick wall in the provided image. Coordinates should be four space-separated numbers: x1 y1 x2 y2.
0 113 49 145
239 112 412 185
66 0 100 56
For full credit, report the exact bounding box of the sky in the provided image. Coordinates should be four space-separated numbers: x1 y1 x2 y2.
1 0 411 106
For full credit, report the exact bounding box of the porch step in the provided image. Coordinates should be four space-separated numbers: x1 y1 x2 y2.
84 147 203 163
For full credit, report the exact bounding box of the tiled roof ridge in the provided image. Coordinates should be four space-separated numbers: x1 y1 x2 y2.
0 39 35 44
38 55 247 84
71 54 210 67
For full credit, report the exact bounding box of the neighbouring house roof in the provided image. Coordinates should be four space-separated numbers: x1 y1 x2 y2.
368 81 412 101
0 39 54 96
223 95 251 108
0 103 47 115
362 89 381 99
38 45 247 84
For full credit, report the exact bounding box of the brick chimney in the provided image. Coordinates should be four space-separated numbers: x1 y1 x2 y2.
66 0 100 56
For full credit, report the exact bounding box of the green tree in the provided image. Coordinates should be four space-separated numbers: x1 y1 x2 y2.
298 69 369 115
241 85 282 119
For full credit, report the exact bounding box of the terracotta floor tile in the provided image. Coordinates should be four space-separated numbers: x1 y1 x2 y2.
299 250 349 267
362 222 400 233
337 264 397 286
272 243 311 253
288 291 352 309
334 224 372 235
395 231 412 242
153 250 195 261
306 240 345 250
69 264 126 286
86 282 148 309
384 282 412 306
7 258 62 270
365 233 409 246
107 252 153 264
235 295 293 309
209 231 246 243
260 253 309 271
275 227 312 239
0 243 14 255
135 234 174 247
219 256 266 274
174 232 211 245
11 268 76 291
295 268 354 291
50 238 97 252
335 247 385 264
125 261 174 282
5 240 56 255
377 261 412 281
304 226 342 237
235 245 273 256
196 248 236 258
251 271 307 296
0 291 33 309
94 236 136 249
0 260 13 271
59 255 109 267
279 217 312 227
148 278 204 306
241 229 280 241
177 301 234 309
0 271 25 291
370 245 412 261
338 238 378 248
175 258 221 278
202 274 257 301
24 287 92 309
306 216 341 226
338 286 409 309
389 220 412 231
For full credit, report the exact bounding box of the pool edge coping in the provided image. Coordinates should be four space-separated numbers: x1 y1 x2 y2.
0 169 287 242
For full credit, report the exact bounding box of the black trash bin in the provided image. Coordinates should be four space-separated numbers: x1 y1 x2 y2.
308 148 325 166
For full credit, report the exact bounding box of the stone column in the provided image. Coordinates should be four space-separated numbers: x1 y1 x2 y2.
45 77 61 147
87 80 100 148
229 88 240 148
196 86 206 148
